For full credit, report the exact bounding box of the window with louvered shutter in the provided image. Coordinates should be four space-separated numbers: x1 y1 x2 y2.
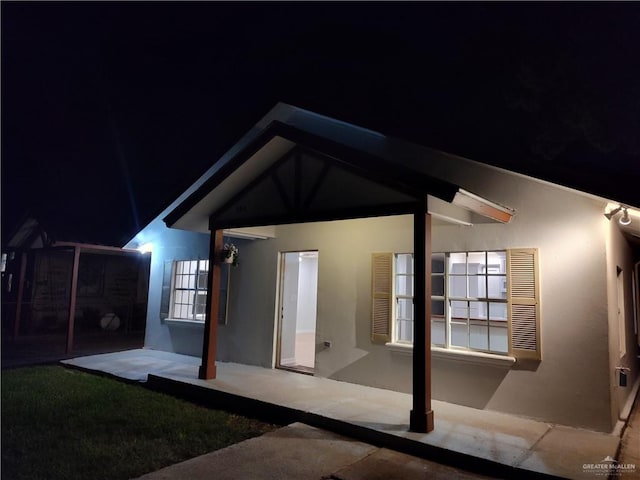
371 253 393 343
507 248 541 360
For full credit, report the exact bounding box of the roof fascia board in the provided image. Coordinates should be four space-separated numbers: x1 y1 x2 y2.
163 121 286 228
209 201 419 230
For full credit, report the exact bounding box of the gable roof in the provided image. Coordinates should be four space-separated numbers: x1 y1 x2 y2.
125 103 639 247
164 119 463 232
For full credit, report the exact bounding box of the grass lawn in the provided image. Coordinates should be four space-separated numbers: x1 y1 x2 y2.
2 365 277 480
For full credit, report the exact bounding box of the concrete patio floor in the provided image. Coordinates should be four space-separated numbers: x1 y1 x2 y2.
62 348 625 480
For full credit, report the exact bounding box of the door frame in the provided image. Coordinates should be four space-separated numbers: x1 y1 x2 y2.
274 250 318 374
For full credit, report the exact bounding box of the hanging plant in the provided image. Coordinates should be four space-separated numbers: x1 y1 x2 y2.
221 243 239 266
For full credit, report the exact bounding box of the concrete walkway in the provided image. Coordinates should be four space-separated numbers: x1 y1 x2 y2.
62 349 632 480
134 422 493 480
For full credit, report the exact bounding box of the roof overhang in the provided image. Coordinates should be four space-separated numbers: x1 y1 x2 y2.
164 121 461 232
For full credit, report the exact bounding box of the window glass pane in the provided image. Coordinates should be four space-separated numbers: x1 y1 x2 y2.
431 253 445 274
450 300 468 321
469 301 487 320
397 298 413 321
396 254 413 274
469 274 485 298
181 304 190 319
489 323 508 353
448 252 466 274
431 318 445 345
451 322 468 348
199 260 209 272
489 302 507 321
487 251 506 274
397 319 413 343
449 275 467 297
470 324 488 350
487 275 507 299
198 272 208 290
467 252 486 274
396 275 414 296
432 299 445 316
432 275 444 296
191 261 199 274
187 275 195 289
195 293 207 316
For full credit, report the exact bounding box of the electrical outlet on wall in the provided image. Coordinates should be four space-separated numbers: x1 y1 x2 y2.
323 340 332 348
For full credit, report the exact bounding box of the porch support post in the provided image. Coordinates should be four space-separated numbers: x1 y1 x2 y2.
199 229 223 380
13 252 28 339
410 200 434 433
66 247 81 354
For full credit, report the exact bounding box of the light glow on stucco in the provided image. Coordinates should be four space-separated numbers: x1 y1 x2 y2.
137 242 154 254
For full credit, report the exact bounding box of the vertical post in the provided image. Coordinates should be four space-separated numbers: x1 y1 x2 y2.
66 247 81 355
13 252 28 339
199 229 223 380
410 200 434 433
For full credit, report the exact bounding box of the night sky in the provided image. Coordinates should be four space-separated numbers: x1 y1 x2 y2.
3 2 640 247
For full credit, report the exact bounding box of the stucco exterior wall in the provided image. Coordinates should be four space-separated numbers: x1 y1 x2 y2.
221 167 614 432
138 218 210 356
214 173 613 432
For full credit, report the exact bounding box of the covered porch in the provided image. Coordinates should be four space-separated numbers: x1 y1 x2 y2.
62 349 620 480
160 118 516 433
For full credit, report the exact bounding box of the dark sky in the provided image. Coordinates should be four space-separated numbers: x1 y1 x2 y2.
3 2 640 246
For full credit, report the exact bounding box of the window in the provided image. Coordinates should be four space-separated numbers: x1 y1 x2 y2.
432 251 508 354
171 260 209 321
394 254 415 343
372 249 540 360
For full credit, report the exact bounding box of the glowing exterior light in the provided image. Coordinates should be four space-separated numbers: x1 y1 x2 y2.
138 242 153 254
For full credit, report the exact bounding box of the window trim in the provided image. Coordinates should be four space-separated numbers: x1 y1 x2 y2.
168 259 210 323
393 253 415 345
385 341 516 367
164 259 231 326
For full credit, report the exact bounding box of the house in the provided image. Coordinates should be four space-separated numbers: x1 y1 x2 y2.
2 215 150 354
124 103 640 434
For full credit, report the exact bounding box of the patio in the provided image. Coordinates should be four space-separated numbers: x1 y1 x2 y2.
62 348 620 480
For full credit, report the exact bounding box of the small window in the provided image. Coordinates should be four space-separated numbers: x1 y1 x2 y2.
171 260 210 321
394 254 414 344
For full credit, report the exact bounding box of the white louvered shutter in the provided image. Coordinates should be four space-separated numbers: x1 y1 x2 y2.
371 253 393 343
507 249 541 360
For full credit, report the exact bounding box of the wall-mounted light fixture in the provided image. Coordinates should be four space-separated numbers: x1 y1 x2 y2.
604 205 632 226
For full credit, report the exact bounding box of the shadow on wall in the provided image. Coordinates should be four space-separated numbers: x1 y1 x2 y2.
168 324 204 357
431 359 510 409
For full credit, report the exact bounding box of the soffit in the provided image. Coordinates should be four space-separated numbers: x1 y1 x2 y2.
210 147 419 229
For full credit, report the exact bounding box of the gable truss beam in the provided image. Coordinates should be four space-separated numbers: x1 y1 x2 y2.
210 201 418 231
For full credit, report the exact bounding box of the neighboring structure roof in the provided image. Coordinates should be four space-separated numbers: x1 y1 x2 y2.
4 216 50 250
